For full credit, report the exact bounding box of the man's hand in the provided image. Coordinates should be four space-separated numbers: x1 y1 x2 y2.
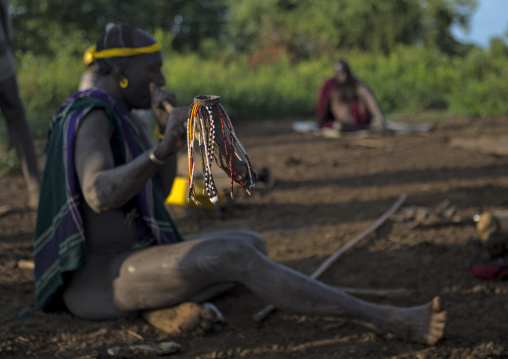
149 82 189 159
150 82 177 129
157 108 188 158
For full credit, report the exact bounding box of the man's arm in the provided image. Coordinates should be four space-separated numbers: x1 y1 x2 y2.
316 78 335 123
148 85 188 196
357 84 386 129
130 109 183 198
74 108 185 213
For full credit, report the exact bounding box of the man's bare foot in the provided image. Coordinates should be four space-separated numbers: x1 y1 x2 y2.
378 296 447 345
141 302 221 337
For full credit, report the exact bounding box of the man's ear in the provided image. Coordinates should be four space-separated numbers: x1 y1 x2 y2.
111 60 127 80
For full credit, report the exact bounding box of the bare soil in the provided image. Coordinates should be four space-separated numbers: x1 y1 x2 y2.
1 118 508 358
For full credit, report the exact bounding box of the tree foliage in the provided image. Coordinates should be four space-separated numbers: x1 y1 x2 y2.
9 0 226 55
6 0 508 146
8 0 479 59
224 0 478 58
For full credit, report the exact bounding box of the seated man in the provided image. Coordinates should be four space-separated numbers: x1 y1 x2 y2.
316 60 386 132
34 24 445 344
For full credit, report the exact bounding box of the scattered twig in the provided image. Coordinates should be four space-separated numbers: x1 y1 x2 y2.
126 329 144 341
252 193 408 322
17 259 35 269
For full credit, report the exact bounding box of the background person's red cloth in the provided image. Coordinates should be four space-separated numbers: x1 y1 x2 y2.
315 78 371 128
315 78 337 128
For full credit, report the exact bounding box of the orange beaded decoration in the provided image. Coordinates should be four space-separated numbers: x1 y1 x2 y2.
187 95 256 205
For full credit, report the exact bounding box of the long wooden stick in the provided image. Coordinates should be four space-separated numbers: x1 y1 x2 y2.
252 193 408 322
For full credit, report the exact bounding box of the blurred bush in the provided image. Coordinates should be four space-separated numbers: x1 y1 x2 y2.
7 37 508 146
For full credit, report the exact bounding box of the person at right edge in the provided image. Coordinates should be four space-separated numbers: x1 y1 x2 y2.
0 0 41 209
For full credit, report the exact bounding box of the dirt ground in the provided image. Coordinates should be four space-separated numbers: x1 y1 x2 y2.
1 117 508 358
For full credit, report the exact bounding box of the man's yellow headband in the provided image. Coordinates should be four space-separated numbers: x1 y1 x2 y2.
85 43 161 64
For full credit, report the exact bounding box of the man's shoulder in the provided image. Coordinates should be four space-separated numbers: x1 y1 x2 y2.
323 78 337 86
77 108 111 136
83 107 110 120
320 78 337 93
61 98 112 137
59 90 118 122
356 82 373 96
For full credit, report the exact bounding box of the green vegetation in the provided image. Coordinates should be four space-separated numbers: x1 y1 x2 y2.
11 42 508 145
2 0 507 152
16 53 83 139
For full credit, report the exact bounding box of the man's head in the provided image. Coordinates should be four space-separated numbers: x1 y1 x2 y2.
333 60 353 84
93 24 166 110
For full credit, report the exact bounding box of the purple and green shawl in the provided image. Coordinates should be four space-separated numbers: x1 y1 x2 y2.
33 88 183 312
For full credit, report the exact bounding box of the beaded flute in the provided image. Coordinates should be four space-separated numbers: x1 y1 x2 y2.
187 95 256 205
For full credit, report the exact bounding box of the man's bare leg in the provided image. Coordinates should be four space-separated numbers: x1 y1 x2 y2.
0 77 41 209
63 231 263 334
63 230 445 344
139 231 261 336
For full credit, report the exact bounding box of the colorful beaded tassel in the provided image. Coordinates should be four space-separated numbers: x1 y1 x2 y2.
187 95 256 205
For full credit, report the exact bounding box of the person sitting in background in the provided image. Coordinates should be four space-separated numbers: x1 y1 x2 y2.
0 0 41 209
34 24 446 345
316 60 387 132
